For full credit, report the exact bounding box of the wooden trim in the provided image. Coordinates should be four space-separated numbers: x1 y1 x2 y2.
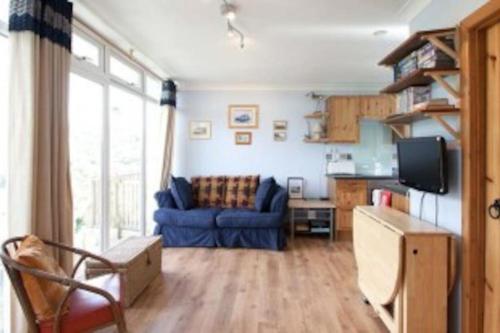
460 1 500 333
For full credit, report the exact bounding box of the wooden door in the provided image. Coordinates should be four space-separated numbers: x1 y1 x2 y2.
327 96 360 143
484 21 500 333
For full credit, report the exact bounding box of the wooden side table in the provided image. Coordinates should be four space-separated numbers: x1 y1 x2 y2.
288 199 336 242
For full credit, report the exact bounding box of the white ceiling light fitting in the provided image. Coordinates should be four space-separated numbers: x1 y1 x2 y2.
220 0 237 21
221 1 245 49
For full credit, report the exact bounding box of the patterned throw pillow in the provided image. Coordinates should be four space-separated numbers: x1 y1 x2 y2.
224 175 260 208
191 176 227 207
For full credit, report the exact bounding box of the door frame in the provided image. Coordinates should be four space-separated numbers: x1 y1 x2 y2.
461 1 500 332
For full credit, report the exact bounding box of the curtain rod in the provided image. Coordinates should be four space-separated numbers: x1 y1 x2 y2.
73 15 166 82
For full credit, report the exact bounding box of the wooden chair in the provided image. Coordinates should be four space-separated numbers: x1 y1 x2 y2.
1 237 128 333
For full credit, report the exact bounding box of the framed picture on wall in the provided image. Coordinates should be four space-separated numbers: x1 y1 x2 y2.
189 121 212 140
235 131 252 145
287 177 304 199
273 120 288 131
228 105 259 128
274 131 287 142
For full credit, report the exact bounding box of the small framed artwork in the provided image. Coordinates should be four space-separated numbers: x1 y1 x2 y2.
274 131 287 142
228 105 259 129
273 120 288 131
189 121 212 140
287 177 304 199
235 131 252 145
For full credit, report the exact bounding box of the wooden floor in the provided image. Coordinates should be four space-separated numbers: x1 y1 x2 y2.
102 238 386 333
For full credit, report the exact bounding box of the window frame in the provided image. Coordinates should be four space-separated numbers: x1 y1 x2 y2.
70 24 162 251
72 31 104 72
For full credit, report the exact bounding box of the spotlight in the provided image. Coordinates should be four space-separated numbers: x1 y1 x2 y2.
221 2 237 21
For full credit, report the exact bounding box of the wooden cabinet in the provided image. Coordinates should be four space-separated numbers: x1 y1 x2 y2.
391 192 409 214
359 95 396 120
336 209 353 230
327 96 360 143
326 95 395 143
329 178 368 240
353 206 456 333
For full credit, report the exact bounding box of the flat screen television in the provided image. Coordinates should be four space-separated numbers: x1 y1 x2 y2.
397 136 448 194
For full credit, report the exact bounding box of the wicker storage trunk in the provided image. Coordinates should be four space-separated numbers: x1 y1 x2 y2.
85 236 162 307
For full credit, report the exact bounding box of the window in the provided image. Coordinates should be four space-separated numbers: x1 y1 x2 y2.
0 0 8 25
0 32 8 333
146 76 162 100
109 55 142 89
72 33 101 67
70 27 164 251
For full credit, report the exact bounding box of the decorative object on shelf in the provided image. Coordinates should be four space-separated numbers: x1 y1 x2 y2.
189 121 212 140
274 131 287 142
228 105 259 128
220 0 245 49
235 131 252 145
304 92 328 142
287 177 304 199
273 120 287 131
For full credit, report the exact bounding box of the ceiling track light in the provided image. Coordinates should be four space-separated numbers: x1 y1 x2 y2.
227 20 245 49
221 1 245 49
221 0 237 21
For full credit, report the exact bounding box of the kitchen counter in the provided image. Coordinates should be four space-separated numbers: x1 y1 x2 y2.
326 173 397 180
381 183 410 195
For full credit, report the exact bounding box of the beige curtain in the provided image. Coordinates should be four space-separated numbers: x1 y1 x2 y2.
8 0 74 328
160 106 176 189
9 34 73 270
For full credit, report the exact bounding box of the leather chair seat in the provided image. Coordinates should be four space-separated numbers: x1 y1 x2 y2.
39 274 122 333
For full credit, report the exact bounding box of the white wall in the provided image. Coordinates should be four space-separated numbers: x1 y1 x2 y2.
172 90 394 197
408 1 487 332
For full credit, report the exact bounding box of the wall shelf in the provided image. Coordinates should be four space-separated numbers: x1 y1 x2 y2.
304 138 330 144
379 28 458 66
383 108 460 140
380 68 460 95
304 112 327 119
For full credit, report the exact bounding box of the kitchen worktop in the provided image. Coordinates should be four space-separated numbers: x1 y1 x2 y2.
326 173 398 180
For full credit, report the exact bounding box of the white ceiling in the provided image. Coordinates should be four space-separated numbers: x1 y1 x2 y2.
77 0 427 90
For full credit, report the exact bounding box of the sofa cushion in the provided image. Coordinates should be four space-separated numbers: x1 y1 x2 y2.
254 177 277 212
191 176 226 208
154 208 221 229
154 189 177 209
216 209 283 228
270 187 288 215
224 175 260 209
170 176 194 210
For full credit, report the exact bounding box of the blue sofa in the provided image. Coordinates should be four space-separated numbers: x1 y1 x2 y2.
153 185 288 250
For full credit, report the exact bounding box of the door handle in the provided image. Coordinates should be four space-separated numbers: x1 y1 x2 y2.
488 199 500 219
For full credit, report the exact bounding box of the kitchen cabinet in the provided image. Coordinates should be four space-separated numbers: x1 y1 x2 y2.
327 96 360 143
326 95 395 143
359 95 396 120
328 178 368 240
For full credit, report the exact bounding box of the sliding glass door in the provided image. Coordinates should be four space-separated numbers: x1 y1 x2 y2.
69 73 104 253
69 27 164 251
109 86 143 246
